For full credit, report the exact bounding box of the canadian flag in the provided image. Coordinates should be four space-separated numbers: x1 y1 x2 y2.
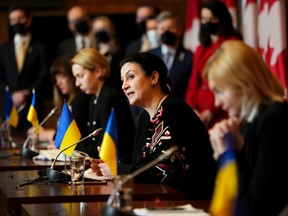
242 0 258 48
183 0 201 53
258 0 287 90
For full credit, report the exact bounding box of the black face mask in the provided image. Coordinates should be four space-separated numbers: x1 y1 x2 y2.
11 23 28 35
204 22 221 35
94 31 110 43
160 31 177 46
75 20 90 34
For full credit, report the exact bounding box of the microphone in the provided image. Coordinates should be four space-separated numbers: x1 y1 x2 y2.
45 128 103 183
102 146 179 216
21 106 58 158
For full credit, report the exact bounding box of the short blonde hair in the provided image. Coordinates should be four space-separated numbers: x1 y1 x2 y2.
203 40 285 119
70 48 110 80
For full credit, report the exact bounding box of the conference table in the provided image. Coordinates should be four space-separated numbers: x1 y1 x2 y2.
21 200 211 215
0 170 189 216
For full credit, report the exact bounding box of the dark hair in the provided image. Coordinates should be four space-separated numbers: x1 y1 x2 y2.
8 5 31 17
50 55 75 83
119 52 170 93
199 0 242 47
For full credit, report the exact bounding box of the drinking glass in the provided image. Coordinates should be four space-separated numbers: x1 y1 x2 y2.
70 155 86 187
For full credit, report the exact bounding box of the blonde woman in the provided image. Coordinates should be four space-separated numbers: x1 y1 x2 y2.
204 40 288 216
70 48 135 161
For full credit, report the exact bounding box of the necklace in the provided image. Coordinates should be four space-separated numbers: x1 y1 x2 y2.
154 94 168 116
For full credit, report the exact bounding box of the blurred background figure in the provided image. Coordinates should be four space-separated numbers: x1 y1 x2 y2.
125 3 160 55
149 11 192 100
56 5 95 59
70 48 135 161
27 56 91 145
91 16 123 88
185 0 242 129
145 15 160 49
0 5 50 132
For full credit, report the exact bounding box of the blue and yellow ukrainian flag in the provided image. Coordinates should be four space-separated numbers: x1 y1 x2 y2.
54 102 81 156
99 108 118 177
210 133 239 216
5 86 19 128
27 89 39 133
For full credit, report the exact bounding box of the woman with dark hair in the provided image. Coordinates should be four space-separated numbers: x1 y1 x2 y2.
185 0 242 129
90 52 216 199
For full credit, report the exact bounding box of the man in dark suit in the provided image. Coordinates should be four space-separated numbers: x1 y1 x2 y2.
125 3 160 55
149 11 193 100
56 6 95 58
0 6 50 131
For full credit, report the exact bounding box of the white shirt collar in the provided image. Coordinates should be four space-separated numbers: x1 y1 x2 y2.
14 33 31 44
161 44 176 56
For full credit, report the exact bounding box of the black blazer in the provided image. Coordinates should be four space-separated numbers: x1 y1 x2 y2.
78 82 135 162
236 102 288 215
149 46 193 100
56 37 77 58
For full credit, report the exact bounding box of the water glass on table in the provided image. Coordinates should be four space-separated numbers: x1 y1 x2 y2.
70 155 85 187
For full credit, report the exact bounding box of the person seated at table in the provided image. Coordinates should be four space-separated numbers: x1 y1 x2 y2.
204 40 288 216
27 56 91 144
90 52 217 199
70 48 135 162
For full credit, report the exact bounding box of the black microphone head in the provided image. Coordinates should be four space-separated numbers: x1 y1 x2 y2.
46 168 70 183
101 205 136 216
21 147 39 158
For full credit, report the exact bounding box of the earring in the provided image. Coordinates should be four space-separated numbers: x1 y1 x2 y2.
152 82 155 87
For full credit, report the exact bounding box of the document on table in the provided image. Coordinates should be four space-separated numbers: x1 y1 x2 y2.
34 149 91 161
133 204 210 216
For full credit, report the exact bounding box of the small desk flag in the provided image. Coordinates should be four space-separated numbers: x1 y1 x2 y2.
27 89 39 133
210 134 239 216
54 102 81 156
99 108 118 177
5 86 19 128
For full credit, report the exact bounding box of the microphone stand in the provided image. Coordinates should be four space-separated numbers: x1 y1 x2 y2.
45 128 103 183
21 107 58 158
102 146 179 216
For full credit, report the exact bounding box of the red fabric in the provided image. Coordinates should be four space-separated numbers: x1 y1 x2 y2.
185 36 240 128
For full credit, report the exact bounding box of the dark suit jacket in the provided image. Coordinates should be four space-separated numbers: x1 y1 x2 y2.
78 82 135 162
236 102 288 216
149 46 193 100
56 37 77 59
125 37 142 56
0 38 50 129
